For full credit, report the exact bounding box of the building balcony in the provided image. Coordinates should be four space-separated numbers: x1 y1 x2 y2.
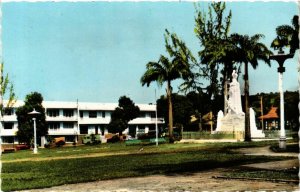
1 129 17 136
46 116 78 122
78 118 110 125
3 116 17 122
129 117 164 124
48 128 78 136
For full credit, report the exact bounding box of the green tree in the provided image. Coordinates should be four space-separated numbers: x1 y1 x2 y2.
141 30 194 142
193 2 239 114
108 96 140 136
231 34 272 141
157 94 194 130
16 92 47 145
271 15 299 54
0 63 16 156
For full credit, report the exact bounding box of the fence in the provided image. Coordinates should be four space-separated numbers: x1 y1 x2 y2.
182 130 297 140
182 131 236 140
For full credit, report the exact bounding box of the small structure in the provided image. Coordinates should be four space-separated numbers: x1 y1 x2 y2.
250 108 265 138
258 107 279 130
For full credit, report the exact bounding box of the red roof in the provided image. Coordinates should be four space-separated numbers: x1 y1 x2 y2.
258 107 279 119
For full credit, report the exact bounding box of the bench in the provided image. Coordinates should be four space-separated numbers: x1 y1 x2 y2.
150 138 167 144
125 139 142 146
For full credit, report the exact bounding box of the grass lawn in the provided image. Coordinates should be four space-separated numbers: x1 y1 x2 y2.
2 140 296 191
222 167 298 182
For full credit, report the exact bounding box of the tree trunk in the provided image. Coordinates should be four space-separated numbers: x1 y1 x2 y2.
167 80 174 143
223 73 228 115
244 62 251 141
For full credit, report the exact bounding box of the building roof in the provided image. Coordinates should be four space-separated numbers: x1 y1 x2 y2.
4 100 156 111
258 107 279 119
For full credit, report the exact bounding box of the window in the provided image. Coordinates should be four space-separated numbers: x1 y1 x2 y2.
47 109 59 117
65 136 75 142
101 111 105 118
80 111 83 118
150 112 156 118
89 111 97 118
63 110 74 117
80 126 88 134
138 125 145 130
2 136 14 144
139 112 146 118
63 122 74 129
3 108 13 116
4 122 14 129
48 122 60 130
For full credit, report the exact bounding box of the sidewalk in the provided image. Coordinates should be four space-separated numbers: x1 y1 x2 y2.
232 145 298 157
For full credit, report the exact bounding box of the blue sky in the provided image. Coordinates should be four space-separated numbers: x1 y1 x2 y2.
2 1 299 104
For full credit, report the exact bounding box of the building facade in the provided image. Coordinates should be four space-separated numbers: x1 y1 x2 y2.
1 100 164 144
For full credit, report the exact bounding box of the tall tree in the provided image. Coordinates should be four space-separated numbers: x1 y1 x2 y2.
16 92 47 145
231 34 272 141
0 63 16 156
271 15 299 54
107 96 140 136
193 2 239 114
141 29 194 143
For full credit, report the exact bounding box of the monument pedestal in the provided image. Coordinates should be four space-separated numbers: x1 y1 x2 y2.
220 113 245 132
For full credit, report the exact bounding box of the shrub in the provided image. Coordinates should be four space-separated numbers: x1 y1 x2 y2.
107 135 120 143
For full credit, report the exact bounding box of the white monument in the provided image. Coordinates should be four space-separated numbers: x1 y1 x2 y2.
250 108 265 138
215 70 245 134
215 70 264 139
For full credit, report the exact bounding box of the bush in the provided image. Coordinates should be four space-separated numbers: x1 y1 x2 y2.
107 135 120 143
55 140 65 147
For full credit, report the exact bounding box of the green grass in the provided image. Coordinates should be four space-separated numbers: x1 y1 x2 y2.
270 143 299 153
1 140 296 191
223 167 298 182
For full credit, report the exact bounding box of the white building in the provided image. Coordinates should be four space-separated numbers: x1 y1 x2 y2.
1 100 164 144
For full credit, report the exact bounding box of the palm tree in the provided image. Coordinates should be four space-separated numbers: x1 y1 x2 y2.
271 15 299 54
141 30 194 142
194 2 238 114
231 34 272 141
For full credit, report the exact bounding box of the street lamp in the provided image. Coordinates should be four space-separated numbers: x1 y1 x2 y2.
28 108 40 154
155 89 158 146
269 51 294 149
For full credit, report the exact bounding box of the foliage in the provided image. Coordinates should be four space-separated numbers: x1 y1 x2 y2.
16 92 47 145
107 96 140 135
250 91 299 131
190 2 238 102
223 167 298 182
157 93 194 130
2 142 290 191
271 15 299 54
0 63 16 112
230 33 272 141
141 29 195 142
156 91 298 132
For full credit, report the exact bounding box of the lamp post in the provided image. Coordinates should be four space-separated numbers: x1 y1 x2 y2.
155 89 158 146
28 108 40 154
269 51 294 149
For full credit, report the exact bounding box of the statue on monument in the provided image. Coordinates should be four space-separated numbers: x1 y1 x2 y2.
227 70 244 116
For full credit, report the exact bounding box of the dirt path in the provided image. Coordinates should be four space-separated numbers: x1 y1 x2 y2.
19 167 299 192
16 145 299 192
